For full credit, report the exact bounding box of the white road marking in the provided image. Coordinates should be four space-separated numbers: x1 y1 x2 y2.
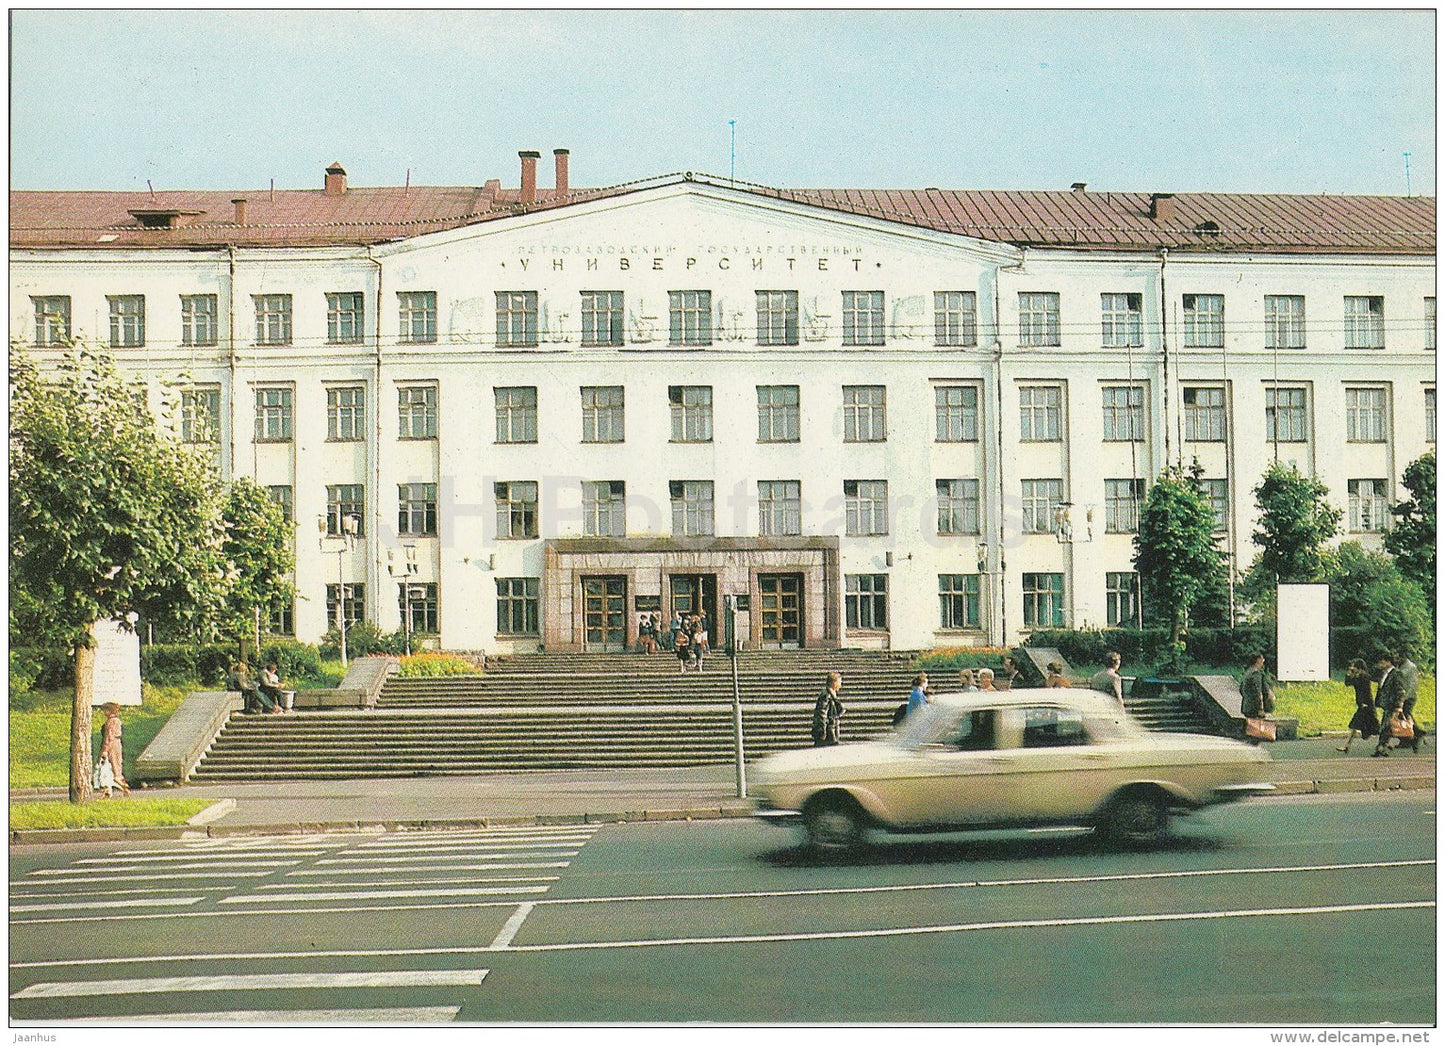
11 897 203 914
219 885 551 903
71 853 310 865
370 825 598 839
12 887 226 898
27 860 299 874
354 839 593 854
12 946 500 970
262 875 560 889
29 1006 461 1023
110 847 333 858
485 900 1437 953
489 902 536 949
286 861 572 876
314 851 578 864
10 871 275 885
15 900 549 925
12 968 490 999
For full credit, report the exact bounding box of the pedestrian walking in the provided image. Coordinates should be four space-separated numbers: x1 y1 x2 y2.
1239 653 1276 719
676 622 695 672
908 672 930 714
1395 649 1424 750
95 702 129 798
999 656 1022 691
1337 658 1379 752
1045 661 1068 688
691 622 707 670
1090 652 1125 707
668 612 682 652
976 668 996 691
958 668 978 692
638 613 656 654
811 671 845 747
1373 652 1421 756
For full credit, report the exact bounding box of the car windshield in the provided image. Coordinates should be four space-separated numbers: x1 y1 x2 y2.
890 702 970 748
889 695 1148 749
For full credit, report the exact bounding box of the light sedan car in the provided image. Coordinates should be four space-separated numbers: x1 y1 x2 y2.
751 688 1274 851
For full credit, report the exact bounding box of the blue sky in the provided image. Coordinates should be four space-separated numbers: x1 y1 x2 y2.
9 9 1436 196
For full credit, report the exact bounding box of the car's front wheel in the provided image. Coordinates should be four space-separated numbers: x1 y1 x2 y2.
1098 789 1170 846
802 792 867 853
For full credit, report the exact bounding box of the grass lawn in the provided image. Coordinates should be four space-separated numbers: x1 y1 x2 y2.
10 797 214 830
1275 676 1435 737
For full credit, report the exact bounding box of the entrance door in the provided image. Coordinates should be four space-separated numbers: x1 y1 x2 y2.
582 576 628 652
758 573 803 648
669 574 718 644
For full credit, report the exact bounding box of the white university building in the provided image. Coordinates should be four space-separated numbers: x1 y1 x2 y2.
9 151 1436 652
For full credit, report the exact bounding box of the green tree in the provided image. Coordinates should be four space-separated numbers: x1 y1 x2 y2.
1133 463 1227 646
10 345 229 801
219 478 296 651
1325 542 1432 666
1248 460 1342 585
1385 451 1436 615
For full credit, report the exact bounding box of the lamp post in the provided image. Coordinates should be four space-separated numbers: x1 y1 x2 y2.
319 512 359 668
387 546 420 656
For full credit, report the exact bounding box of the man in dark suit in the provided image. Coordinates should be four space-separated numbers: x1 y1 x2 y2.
1372 654 1407 756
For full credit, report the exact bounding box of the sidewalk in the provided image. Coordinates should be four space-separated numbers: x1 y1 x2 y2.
9 737 1434 844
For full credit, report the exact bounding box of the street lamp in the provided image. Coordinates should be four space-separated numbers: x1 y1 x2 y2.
318 512 359 667
386 546 420 656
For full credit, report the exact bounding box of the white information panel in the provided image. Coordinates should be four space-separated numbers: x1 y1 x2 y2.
89 619 143 706
1276 583 1331 682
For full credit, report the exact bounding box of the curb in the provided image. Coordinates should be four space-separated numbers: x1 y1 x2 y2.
6 779 1428 845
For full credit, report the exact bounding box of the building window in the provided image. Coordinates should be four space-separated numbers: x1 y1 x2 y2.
1105 478 1145 534
669 290 712 346
756 290 799 346
757 385 800 442
936 478 981 536
582 385 625 443
935 291 978 347
1106 572 1139 627
494 481 539 540
180 387 221 445
398 385 437 439
758 480 801 537
1183 387 1227 442
1018 292 1061 347
670 480 715 538
496 291 539 348
397 483 438 537
326 292 364 344
180 294 217 347
935 385 979 442
581 290 624 347
1101 293 1143 348
496 577 540 635
1019 385 1062 441
1101 385 1145 441
1022 572 1065 628
1182 294 1224 349
669 385 713 442
1344 296 1385 350
1021 479 1064 535
844 480 889 537
938 574 981 630
845 574 888 630
398 291 437 344
1200 478 1228 532
325 484 365 536
109 294 146 347
32 295 70 346
253 294 291 346
325 583 365 630
842 291 886 346
1427 297 1436 351
1348 479 1389 533
253 387 293 442
399 582 439 635
495 386 538 444
1265 295 1306 350
326 386 365 441
266 484 293 524
1345 387 1387 443
1427 387 1436 443
842 385 887 442
265 601 294 637
1265 386 1309 442
583 480 626 538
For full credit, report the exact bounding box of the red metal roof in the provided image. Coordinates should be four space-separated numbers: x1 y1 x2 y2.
9 172 1434 255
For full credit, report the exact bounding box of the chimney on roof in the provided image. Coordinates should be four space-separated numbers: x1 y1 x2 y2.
519 151 540 205
1149 192 1177 222
1071 182 1088 193
232 198 247 225
554 149 570 198
483 178 502 200
325 162 347 196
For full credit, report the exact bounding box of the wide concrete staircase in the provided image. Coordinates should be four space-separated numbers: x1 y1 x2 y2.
186 651 1228 782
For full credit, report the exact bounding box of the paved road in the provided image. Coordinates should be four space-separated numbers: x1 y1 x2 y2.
9 791 1435 1025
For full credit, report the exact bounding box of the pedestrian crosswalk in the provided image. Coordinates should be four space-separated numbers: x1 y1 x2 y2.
9 824 600 1023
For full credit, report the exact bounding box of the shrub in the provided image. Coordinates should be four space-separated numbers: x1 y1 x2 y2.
321 622 405 659
397 652 482 678
9 647 74 691
913 647 1012 671
258 640 324 682
1024 627 1270 672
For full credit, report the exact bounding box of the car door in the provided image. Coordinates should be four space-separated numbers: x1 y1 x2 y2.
990 704 1118 820
884 708 1023 828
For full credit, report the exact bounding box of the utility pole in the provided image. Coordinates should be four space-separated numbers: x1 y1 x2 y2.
725 594 746 798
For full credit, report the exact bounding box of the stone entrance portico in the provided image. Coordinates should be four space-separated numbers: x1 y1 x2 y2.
542 537 841 652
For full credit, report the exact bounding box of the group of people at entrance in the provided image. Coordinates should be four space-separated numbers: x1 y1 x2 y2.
638 611 711 671
1338 651 1424 756
227 660 293 715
